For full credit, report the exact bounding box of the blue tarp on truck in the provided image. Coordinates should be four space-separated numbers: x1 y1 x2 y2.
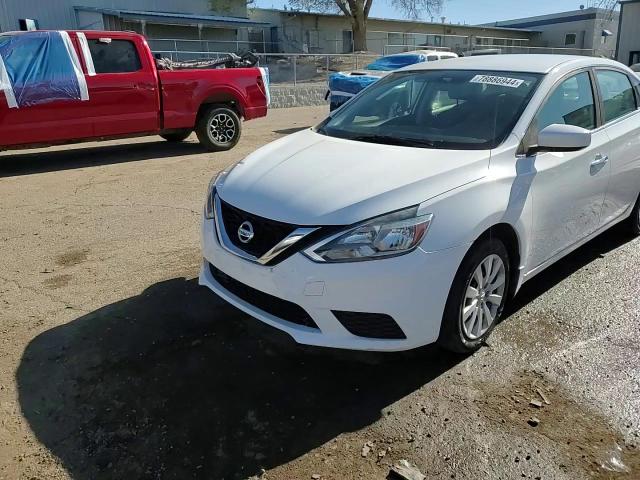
327 53 428 110
0 31 88 108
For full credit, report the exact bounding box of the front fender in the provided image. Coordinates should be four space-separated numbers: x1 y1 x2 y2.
419 149 534 277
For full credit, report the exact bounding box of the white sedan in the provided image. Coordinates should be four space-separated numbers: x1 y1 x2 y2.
200 55 640 352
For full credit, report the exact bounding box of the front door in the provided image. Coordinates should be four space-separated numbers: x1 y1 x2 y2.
81 33 160 137
528 71 610 269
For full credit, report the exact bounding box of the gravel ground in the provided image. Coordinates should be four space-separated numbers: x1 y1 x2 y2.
0 106 638 480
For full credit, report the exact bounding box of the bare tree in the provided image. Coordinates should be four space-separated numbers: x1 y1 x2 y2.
288 0 443 52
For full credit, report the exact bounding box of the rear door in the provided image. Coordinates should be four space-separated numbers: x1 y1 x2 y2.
0 32 93 147
594 68 640 224
527 70 610 269
81 33 160 137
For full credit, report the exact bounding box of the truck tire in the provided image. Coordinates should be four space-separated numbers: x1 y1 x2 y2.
160 130 192 142
196 105 241 152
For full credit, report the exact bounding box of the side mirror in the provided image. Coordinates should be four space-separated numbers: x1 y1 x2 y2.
534 124 591 153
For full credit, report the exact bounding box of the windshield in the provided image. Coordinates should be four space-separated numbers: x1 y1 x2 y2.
316 69 542 150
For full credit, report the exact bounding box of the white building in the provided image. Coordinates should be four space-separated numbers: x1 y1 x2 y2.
616 0 640 65
484 7 619 58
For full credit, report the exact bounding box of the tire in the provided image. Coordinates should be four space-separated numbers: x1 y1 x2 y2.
160 130 192 142
628 193 640 236
196 105 241 152
438 238 510 354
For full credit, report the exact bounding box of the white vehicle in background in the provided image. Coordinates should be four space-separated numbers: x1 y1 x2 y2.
201 55 640 353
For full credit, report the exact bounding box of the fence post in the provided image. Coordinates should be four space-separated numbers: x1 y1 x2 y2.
326 55 330 80
293 55 297 87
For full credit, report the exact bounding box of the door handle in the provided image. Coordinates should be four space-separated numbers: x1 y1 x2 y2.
591 154 609 167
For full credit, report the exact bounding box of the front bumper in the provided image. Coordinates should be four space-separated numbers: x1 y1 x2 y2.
199 218 468 351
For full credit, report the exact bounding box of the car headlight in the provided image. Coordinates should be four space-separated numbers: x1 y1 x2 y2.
204 161 242 219
204 175 218 220
304 206 433 262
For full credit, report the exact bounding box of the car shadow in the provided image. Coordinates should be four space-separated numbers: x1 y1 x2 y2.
0 139 205 178
16 277 460 479
16 223 636 479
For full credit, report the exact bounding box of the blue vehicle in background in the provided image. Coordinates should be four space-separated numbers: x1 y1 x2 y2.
327 50 458 111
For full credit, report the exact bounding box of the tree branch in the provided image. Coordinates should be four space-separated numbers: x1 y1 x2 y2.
334 0 352 17
364 0 373 17
346 0 359 17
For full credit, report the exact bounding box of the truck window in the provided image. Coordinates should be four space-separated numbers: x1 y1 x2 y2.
88 39 141 74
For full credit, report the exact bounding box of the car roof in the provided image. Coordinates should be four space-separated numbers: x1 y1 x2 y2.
402 54 625 74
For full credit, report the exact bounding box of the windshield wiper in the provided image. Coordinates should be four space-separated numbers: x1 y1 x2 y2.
349 134 437 148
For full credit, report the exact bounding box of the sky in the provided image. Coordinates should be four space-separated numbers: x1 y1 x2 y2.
252 0 613 25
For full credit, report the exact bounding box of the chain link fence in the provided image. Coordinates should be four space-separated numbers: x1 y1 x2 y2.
150 48 611 87
148 41 615 107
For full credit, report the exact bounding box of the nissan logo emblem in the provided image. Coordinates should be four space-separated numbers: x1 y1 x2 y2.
237 221 254 244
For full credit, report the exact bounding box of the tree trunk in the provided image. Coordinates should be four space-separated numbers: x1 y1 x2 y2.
352 19 367 52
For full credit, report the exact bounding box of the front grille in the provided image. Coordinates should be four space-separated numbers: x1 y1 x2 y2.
332 311 406 339
210 263 319 329
219 199 297 258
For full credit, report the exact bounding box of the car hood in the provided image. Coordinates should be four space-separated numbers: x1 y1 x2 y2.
217 129 490 225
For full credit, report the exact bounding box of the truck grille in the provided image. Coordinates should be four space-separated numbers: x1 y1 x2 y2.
219 199 297 259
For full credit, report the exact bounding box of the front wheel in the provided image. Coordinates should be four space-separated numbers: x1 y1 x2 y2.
196 105 241 152
438 238 510 353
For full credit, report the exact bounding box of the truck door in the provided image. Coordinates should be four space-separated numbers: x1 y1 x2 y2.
81 34 160 137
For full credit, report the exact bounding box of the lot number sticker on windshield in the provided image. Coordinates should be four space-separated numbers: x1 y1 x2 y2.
470 75 524 88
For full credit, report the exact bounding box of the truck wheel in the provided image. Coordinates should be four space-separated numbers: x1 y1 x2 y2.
196 105 241 152
160 130 192 142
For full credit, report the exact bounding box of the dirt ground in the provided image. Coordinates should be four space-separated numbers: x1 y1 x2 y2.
0 106 638 480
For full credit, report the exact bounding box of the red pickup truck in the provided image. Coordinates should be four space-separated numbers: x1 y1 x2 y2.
0 30 268 152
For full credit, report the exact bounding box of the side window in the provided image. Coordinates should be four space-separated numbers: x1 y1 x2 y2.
427 55 438 61
595 70 637 123
87 39 141 73
536 72 596 131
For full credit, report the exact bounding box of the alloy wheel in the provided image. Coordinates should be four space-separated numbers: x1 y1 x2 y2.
208 113 236 144
461 254 506 340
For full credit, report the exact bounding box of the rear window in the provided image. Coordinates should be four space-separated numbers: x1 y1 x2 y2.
88 39 141 74
595 70 637 123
